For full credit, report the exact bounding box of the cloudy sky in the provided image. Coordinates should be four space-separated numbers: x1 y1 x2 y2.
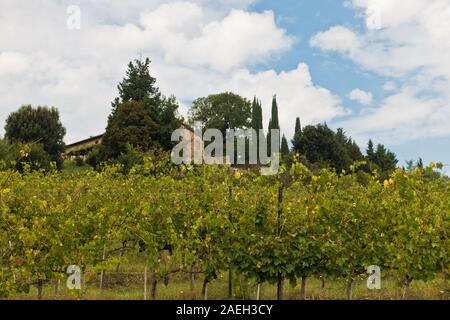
1 0 449 171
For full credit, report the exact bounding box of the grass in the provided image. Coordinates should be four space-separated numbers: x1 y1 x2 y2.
9 273 449 300
62 159 91 175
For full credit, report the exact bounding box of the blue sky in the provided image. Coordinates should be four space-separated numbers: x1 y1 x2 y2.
248 0 450 171
0 0 449 173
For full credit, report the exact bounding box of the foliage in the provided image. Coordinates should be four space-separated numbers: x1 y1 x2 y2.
267 95 280 154
101 101 158 159
293 124 350 172
366 140 398 180
4 105 66 168
0 139 52 172
0 158 447 299
188 92 252 135
111 58 183 151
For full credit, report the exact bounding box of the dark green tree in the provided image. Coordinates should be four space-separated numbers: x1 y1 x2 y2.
367 139 375 160
251 97 259 131
267 95 280 155
346 138 364 162
251 97 264 163
101 101 158 159
373 144 398 173
189 92 252 163
4 105 66 167
111 58 160 113
294 117 301 136
292 117 302 151
256 100 263 132
336 128 364 163
294 123 351 172
111 58 182 150
189 92 252 135
365 141 398 179
281 135 290 156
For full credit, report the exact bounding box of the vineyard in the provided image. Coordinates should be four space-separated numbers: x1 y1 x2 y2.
0 158 448 300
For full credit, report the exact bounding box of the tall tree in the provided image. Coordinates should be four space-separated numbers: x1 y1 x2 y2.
281 135 290 156
111 58 182 151
112 58 160 113
365 141 398 179
267 95 280 155
101 101 158 159
294 117 301 136
256 100 263 132
374 144 398 173
189 92 252 163
189 92 252 135
367 139 375 161
251 97 259 131
4 105 66 167
294 123 352 172
292 117 302 152
251 98 265 163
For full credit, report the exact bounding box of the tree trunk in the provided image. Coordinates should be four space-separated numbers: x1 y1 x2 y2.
202 279 208 300
445 273 448 289
189 264 195 295
300 276 308 300
151 277 158 300
115 241 126 272
54 279 60 295
277 273 283 300
228 268 233 298
276 185 284 301
37 280 43 300
256 283 261 300
346 280 354 300
144 266 148 300
321 277 325 289
402 276 413 300
99 244 107 292
81 273 86 300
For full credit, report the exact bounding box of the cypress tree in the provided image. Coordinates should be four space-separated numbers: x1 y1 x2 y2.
292 117 302 152
251 97 259 130
367 139 375 161
267 95 280 155
251 98 264 164
294 117 301 136
257 100 263 131
281 135 289 156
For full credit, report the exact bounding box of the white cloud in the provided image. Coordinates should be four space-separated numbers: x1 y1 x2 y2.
311 0 450 145
383 81 397 92
348 88 373 105
139 6 294 72
0 52 30 77
0 0 343 144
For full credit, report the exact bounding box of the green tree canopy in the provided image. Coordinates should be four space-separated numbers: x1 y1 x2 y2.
188 92 252 135
366 141 398 178
292 117 302 149
111 58 182 151
4 105 66 167
281 135 290 156
112 58 161 112
267 95 280 154
293 124 354 172
101 101 158 159
251 97 263 132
